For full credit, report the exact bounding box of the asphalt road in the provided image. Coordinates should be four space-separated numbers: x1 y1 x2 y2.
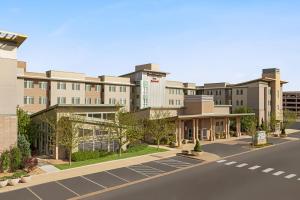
84 139 300 200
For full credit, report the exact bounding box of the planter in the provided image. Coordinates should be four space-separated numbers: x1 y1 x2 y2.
0 180 8 188
191 150 203 156
21 176 32 183
8 178 20 186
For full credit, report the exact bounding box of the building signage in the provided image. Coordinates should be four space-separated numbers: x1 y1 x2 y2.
254 131 267 145
151 77 159 83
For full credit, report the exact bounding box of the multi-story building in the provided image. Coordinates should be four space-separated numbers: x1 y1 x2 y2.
120 63 196 111
197 68 287 126
283 91 300 118
0 31 27 152
17 65 132 113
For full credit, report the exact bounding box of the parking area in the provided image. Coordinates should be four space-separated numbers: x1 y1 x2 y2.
0 156 202 200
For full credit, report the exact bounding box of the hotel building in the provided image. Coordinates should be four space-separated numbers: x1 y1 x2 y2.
0 30 287 157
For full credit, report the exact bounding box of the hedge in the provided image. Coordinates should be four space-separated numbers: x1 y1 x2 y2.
71 151 112 162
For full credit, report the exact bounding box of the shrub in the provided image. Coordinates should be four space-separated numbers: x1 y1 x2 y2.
193 140 202 152
10 147 22 172
0 150 10 172
126 144 148 153
18 134 31 159
71 151 110 162
24 157 38 172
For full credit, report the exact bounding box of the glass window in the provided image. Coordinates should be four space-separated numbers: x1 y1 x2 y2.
38 81 48 90
85 84 91 91
24 80 34 88
95 85 101 92
72 83 80 90
57 82 66 90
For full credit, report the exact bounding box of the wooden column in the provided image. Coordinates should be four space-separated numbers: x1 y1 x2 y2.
177 120 182 147
210 118 215 141
192 119 196 143
196 119 199 141
236 117 241 137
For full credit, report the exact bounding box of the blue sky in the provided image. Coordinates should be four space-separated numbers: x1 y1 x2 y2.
1 0 300 90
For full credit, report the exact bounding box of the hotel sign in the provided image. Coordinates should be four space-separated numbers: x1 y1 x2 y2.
151 77 159 83
254 131 267 145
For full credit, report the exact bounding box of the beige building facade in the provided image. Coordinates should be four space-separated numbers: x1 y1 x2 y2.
197 68 286 125
0 31 27 153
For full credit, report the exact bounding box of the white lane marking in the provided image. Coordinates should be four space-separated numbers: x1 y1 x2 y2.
263 168 274 173
225 161 237 166
81 176 107 189
217 160 227 163
236 163 248 168
249 165 261 170
126 167 150 177
273 171 285 176
104 171 129 183
297 178 300 181
56 181 80 196
27 188 42 200
285 174 297 179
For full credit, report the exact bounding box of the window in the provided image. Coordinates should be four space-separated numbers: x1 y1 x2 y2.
143 97 148 107
85 84 91 91
95 98 101 104
240 89 244 95
109 85 116 92
109 98 116 104
72 83 80 90
24 96 34 104
85 97 92 104
169 99 174 105
24 80 34 88
95 85 101 92
176 100 181 105
39 81 48 90
72 97 80 104
119 98 126 105
236 100 239 106
241 100 244 106
120 86 127 92
236 90 239 95
57 97 66 104
57 82 66 90
39 96 47 104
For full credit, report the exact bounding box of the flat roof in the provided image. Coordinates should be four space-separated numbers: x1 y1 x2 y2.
177 113 255 120
0 30 27 47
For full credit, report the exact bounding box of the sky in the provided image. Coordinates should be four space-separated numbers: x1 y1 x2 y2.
1 0 300 90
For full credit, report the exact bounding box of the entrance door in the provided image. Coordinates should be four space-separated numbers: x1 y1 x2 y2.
188 128 193 140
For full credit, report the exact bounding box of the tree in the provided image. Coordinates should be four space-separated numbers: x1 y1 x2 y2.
105 109 142 157
144 110 175 150
234 107 257 134
282 110 297 134
57 115 84 166
17 107 39 144
18 134 31 160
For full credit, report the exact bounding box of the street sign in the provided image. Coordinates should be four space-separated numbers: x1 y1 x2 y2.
254 131 267 145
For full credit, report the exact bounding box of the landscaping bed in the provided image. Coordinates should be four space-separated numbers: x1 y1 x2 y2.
55 144 167 170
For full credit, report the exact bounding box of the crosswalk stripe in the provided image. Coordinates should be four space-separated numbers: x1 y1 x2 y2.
249 165 261 170
273 171 285 176
217 160 227 163
285 174 296 179
225 161 237 166
236 163 248 168
263 168 274 173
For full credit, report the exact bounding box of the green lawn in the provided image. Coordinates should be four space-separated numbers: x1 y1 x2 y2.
55 146 167 170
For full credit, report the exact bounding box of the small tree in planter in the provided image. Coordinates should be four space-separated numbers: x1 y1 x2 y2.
9 147 22 172
194 140 202 152
0 150 10 173
281 110 297 137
